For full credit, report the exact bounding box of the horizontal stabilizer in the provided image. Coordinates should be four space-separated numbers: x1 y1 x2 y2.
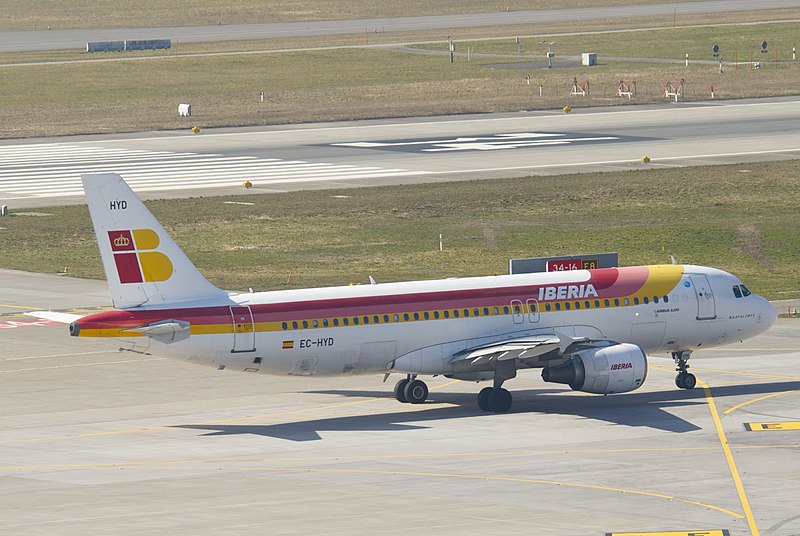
25 311 84 324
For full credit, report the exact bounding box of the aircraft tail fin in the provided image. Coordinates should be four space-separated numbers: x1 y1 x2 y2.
82 173 226 309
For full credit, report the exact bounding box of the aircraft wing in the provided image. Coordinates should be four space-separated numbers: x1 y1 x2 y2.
451 335 562 366
25 311 84 324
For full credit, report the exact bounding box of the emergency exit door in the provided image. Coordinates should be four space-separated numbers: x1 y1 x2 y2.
230 306 256 352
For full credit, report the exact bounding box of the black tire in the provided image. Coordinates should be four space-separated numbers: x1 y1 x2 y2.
682 373 697 389
487 388 513 413
394 379 410 403
477 387 493 412
404 379 429 404
675 373 686 389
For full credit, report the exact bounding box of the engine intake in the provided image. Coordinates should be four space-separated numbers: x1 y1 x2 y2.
542 343 647 394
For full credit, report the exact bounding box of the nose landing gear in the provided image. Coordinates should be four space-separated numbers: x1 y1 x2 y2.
673 350 697 389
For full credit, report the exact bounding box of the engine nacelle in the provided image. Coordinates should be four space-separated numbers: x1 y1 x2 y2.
541 343 647 394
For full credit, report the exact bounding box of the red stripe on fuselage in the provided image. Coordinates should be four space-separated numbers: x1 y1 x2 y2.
76 267 662 330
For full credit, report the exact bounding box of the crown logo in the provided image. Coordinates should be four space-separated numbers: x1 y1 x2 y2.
113 235 130 247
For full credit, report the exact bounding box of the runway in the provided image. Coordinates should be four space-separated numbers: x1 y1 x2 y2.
2 97 800 208
1 268 799 535
1 0 797 52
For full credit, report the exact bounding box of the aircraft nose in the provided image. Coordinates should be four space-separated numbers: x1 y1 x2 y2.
762 298 778 328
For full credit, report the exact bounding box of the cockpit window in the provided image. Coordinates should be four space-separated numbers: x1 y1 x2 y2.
740 284 752 297
733 286 742 298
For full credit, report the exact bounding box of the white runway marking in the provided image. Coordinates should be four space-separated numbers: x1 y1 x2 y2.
334 132 619 152
0 144 424 199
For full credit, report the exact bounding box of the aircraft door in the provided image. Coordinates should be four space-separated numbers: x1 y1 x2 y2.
526 299 540 323
690 275 716 320
511 299 524 324
230 306 256 352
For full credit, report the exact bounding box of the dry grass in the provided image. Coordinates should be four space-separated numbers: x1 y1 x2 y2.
2 0 704 30
1 41 798 139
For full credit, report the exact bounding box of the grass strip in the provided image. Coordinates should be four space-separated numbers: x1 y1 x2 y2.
2 160 798 298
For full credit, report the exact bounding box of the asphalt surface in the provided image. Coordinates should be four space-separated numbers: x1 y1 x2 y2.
1 0 798 52
2 97 800 208
1 268 799 535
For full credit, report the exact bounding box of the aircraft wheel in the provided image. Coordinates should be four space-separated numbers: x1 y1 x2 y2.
682 373 697 389
487 388 513 413
404 379 429 404
394 379 409 403
477 387 493 412
675 373 686 389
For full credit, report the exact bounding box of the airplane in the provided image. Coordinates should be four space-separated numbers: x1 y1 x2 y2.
31 173 777 413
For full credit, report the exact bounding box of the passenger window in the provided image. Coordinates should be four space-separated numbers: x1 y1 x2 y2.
503 306 509 314
633 297 639 305
403 313 409 321
374 315 380 323
564 302 571 310
343 318 349 326
292 321 298 329
423 312 430 320
575 302 581 309
452 310 458 318
545 304 551 311
623 298 629 306
363 316 369 324
663 295 669 303
613 299 620 306
514 305 520 313
653 296 659 304
643 297 649 304
312 320 318 328
604 299 610 307
594 300 600 308
393 314 399 322
282 322 288 330
493 307 499 315
585 301 591 309
323 319 329 327
555 303 561 311
333 318 339 326
353 317 359 325
733 286 742 298
302 320 308 329
382 315 388 323
414 312 420 320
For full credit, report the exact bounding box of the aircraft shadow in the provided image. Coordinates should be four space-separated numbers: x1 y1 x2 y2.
175 381 800 442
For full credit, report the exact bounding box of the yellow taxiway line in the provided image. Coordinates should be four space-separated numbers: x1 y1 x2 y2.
699 378 760 536
723 390 795 415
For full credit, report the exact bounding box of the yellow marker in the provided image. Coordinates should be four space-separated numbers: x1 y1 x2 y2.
745 421 800 431
608 531 729 536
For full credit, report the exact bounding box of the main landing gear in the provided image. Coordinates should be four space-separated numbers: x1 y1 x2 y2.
394 375 429 404
672 350 697 389
477 359 516 413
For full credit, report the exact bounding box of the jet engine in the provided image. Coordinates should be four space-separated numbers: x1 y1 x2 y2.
541 342 647 394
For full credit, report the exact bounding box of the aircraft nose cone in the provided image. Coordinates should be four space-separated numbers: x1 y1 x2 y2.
765 300 778 327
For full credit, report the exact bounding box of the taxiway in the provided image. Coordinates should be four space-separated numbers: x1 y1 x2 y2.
1 269 799 535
